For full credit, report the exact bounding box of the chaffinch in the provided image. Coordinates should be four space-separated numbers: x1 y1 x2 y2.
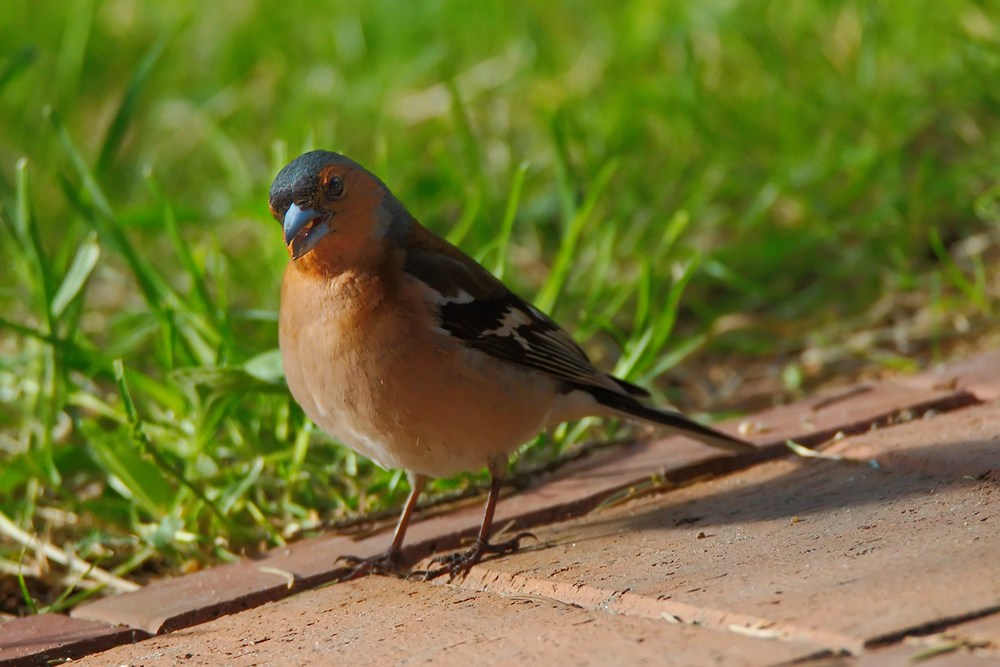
269 150 752 580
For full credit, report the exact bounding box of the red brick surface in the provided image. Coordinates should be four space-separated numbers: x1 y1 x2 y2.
0 613 145 666
902 349 1000 401
70 555 320 635
855 613 1000 667
947 612 1000 648
855 642 999 666
68 398 1000 665
59 372 997 665
726 382 976 448
71 576 821 666
429 403 1000 657
829 400 1000 480
72 381 973 638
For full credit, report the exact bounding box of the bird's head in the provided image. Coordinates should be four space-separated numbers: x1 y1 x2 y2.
268 150 411 264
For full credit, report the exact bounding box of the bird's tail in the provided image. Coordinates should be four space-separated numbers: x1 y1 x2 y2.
587 386 754 455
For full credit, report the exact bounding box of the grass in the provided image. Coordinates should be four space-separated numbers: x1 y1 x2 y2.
1 1 998 612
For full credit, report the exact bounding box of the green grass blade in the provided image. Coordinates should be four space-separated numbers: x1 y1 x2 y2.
51 231 100 318
47 107 176 318
16 549 40 615
928 227 990 315
97 25 180 174
112 359 230 525
0 44 37 92
536 159 620 312
144 172 226 333
13 159 56 323
491 161 529 280
54 0 95 99
282 420 312 512
218 456 265 515
86 425 173 518
13 159 61 485
444 185 482 247
0 316 105 372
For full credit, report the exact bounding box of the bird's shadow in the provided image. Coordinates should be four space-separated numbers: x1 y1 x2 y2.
522 437 997 546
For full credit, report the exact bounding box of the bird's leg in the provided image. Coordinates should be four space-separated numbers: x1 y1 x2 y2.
336 473 427 580
423 462 534 581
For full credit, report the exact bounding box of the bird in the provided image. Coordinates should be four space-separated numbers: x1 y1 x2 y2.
269 150 754 580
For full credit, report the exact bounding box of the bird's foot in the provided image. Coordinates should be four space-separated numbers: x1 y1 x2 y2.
334 549 409 581
419 531 536 581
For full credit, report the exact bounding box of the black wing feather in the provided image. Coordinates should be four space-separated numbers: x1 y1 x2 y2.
404 241 648 398
439 294 631 393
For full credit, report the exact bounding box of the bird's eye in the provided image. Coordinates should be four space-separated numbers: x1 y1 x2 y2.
326 176 344 199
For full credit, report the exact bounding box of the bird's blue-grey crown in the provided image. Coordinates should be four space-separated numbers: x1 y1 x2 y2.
268 150 361 219
269 150 408 259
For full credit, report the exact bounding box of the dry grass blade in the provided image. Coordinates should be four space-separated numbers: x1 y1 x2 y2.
785 439 880 469
0 511 139 595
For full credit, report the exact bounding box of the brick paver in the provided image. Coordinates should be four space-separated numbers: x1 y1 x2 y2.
4 352 997 665
902 349 1000 401
71 379 973 636
0 613 145 666
64 396 1000 665
856 612 1000 666
434 403 1000 657
71 576 820 666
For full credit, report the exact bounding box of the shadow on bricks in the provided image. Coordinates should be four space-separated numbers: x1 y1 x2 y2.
532 432 997 542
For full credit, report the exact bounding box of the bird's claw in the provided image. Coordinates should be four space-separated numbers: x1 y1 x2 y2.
419 531 536 581
334 550 408 581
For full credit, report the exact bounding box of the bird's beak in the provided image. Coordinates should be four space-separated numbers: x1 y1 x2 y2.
283 202 331 259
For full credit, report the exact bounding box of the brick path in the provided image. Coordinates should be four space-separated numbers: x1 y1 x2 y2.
2 351 999 666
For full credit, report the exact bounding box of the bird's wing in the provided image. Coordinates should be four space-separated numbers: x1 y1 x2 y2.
402 242 645 397
400 229 751 455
